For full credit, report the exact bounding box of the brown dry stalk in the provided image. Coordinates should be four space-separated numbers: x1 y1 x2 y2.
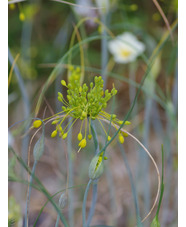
152 0 174 41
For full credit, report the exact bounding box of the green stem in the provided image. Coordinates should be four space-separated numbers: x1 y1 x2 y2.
82 179 92 227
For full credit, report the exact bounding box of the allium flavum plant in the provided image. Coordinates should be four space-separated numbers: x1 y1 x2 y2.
33 66 131 153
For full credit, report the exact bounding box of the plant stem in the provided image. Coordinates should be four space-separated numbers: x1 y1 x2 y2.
119 143 143 227
82 179 92 227
24 160 37 227
67 117 74 227
91 121 99 155
55 214 60 227
86 181 98 227
8 48 30 163
101 12 109 89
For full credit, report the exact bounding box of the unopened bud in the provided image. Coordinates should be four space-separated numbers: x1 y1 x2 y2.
89 155 104 180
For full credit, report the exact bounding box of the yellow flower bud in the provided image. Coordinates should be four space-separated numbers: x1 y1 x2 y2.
78 132 83 141
78 138 87 148
9 3 15 10
82 111 87 118
51 130 57 138
33 120 42 128
107 136 111 141
51 120 58 125
125 121 131 125
62 133 68 139
119 135 124 144
118 120 124 125
61 80 67 87
122 132 128 137
19 12 25 21
88 134 92 140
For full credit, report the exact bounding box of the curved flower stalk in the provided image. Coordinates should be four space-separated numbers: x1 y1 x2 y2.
33 66 131 152
100 117 161 224
108 32 145 63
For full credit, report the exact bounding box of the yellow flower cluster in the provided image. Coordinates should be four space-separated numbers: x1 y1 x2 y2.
33 66 131 152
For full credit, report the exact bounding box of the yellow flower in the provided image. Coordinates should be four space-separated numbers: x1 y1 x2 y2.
33 120 42 128
19 12 25 21
119 134 124 144
78 132 83 141
79 138 87 148
51 130 57 138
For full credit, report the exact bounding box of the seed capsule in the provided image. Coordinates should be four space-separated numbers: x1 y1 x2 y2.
89 155 104 180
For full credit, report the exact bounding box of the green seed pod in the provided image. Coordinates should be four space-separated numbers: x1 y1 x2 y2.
89 155 104 180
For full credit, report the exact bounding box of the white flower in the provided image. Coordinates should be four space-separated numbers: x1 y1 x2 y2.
74 0 97 27
75 0 95 17
108 32 145 63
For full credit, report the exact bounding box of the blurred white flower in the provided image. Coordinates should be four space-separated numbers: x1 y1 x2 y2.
75 0 95 16
108 32 145 63
74 0 97 27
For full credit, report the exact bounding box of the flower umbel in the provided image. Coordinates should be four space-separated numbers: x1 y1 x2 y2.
33 67 131 151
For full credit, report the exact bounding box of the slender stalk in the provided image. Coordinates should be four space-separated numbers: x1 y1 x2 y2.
151 102 164 137
100 118 161 223
141 98 152 217
91 121 99 155
24 160 37 227
55 214 60 227
161 109 173 226
10 147 69 226
86 181 98 227
82 179 92 227
119 143 143 227
67 117 74 227
105 163 117 226
85 121 100 226
101 12 108 89
8 48 30 163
